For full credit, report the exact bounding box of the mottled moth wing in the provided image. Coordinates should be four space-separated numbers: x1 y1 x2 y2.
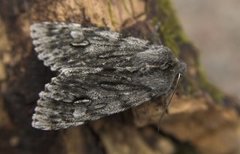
31 22 185 130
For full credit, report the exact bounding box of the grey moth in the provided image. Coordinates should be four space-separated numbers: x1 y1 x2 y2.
30 22 186 130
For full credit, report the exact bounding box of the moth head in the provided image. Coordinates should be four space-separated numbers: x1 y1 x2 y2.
134 45 179 72
132 45 186 93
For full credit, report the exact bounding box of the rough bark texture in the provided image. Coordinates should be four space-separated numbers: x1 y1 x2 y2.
0 0 239 154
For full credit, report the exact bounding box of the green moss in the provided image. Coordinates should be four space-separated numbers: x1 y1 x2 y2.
154 0 189 56
153 0 224 103
198 64 224 102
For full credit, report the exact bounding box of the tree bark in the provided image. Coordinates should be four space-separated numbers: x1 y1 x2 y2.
0 0 239 154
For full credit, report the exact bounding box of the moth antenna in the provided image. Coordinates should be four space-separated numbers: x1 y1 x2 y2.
166 73 181 111
158 73 181 130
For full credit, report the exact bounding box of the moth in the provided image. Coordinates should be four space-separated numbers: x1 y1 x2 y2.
30 22 186 130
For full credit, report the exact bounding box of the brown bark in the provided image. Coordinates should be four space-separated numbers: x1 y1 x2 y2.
0 0 239 154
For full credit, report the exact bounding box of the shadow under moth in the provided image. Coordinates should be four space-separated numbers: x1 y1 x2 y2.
30 22 186 130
